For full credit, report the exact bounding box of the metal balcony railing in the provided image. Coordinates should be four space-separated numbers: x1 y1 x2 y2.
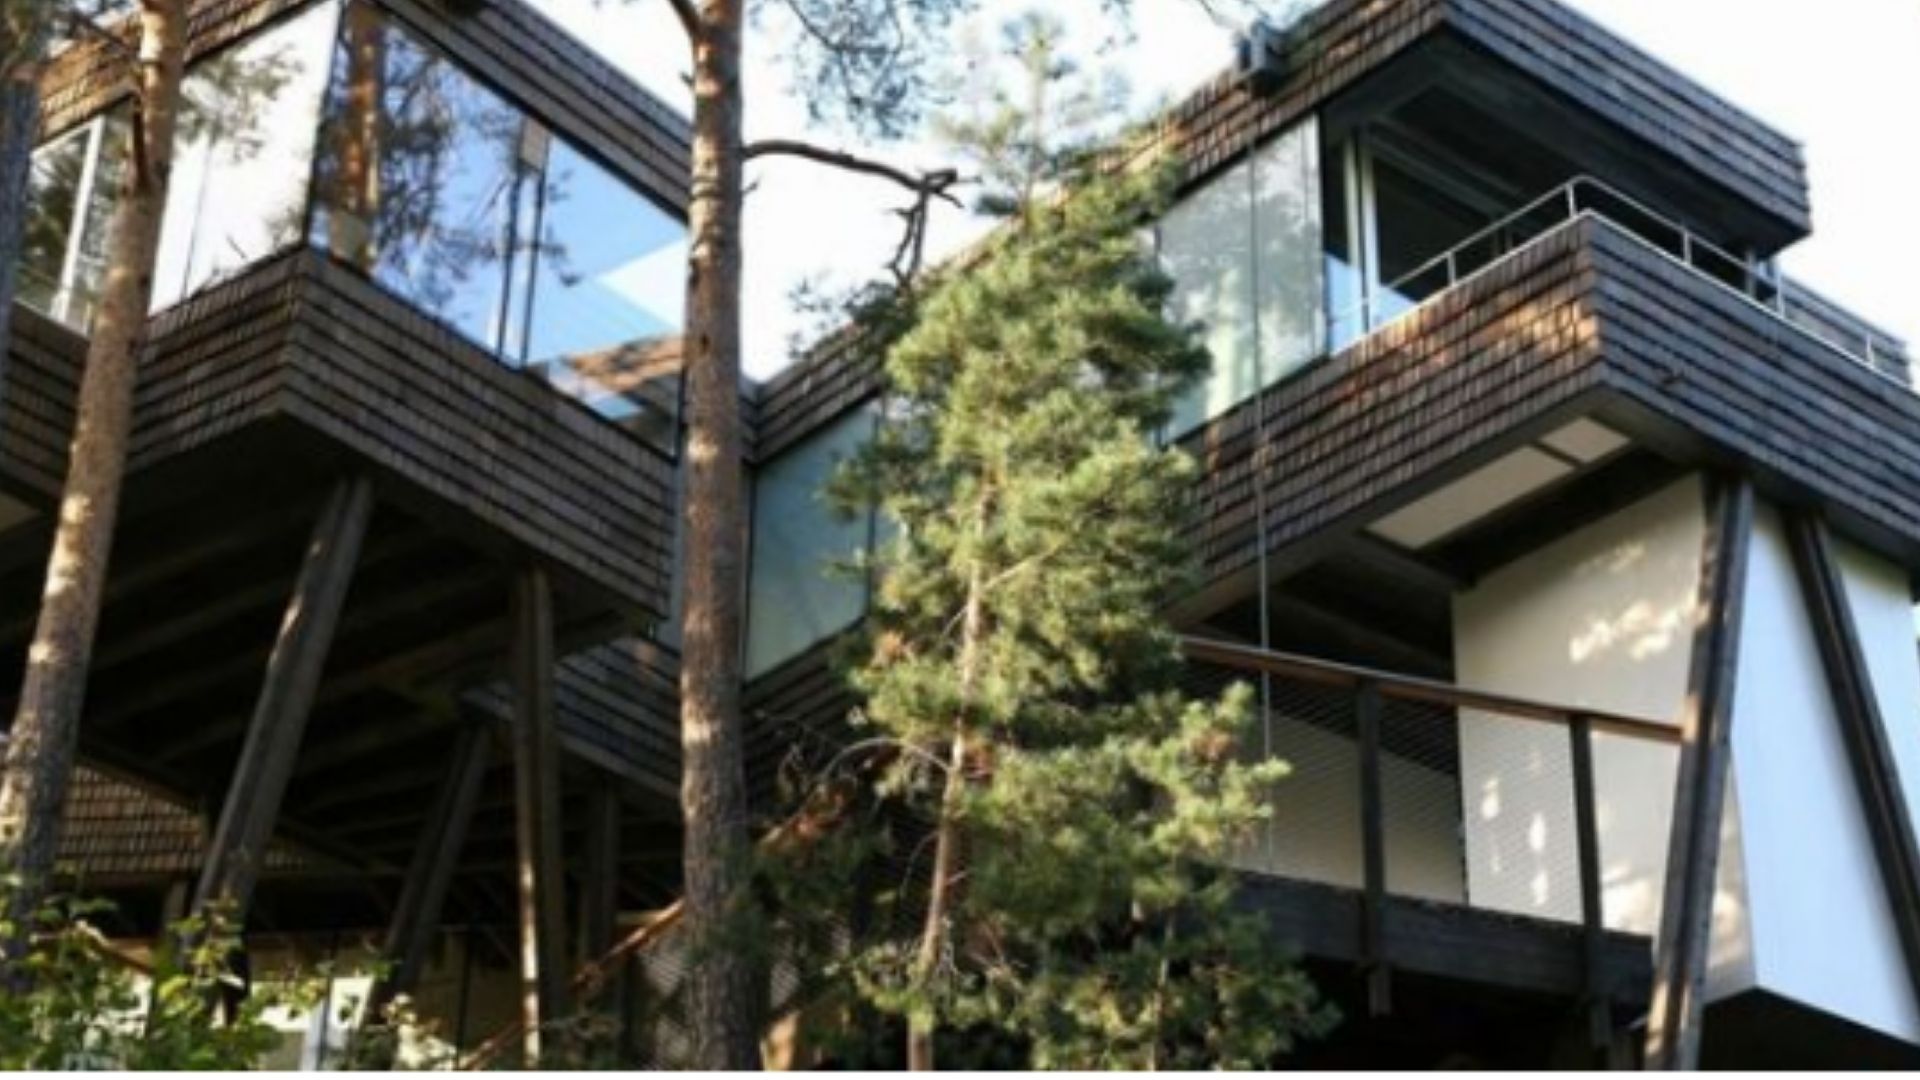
1179 637 1679 1012
1335 174 1910 385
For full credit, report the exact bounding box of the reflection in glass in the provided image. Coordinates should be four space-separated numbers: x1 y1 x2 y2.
524 139 688 422
20 113 129 330
744 404 880 678
153 0 340 310
311 6 524 346
1159 116 1324 438
308 4 689 427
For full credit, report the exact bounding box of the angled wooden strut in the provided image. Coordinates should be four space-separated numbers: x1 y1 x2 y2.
510 564 568 1063
1644 475 1753 1071
370 720 492 1015
192 475 375 921
1785 512 1920 1013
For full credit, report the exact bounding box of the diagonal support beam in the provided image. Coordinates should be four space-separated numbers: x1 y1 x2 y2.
369 722 492 1016
1785 512 1920 1012
191 476 374 922
1645 476 1753 1070
510 565 568 1063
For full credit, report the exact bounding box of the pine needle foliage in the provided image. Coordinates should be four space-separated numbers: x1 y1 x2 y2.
793 20 1335 1069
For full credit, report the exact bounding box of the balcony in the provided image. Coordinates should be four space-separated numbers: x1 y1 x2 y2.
1179 638 1657 1027
1180 183 1920 608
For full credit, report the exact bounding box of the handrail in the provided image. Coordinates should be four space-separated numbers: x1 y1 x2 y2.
1179 635 1680 744
1331 172 1906 383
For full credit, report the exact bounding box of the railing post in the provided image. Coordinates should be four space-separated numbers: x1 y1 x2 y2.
1570 714 1613 1063
1357 680 1390 1017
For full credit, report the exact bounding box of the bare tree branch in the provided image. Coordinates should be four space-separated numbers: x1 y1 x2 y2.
660 0 700 45
745 138 967 285
744 138 961 205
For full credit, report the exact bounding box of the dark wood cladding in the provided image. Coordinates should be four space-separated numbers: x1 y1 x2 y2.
1439 0 1807 233
37 0 690 214
287 253 675 611
1148 0 1807 238
751 326 884 463
549 638 681 801
0 308 85 500
1589 222 1920 560
1185 224 1606 588
0 251 677 618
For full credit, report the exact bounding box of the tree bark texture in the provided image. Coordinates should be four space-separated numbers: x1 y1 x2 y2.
677 0 760 1068
0 0 187 945
0 0 52 413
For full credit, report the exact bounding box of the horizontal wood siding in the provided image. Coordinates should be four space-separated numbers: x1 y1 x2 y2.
0 309 85 499
0 251 675 617
1441 0 1808 233
1183 223 1605 586
285 253 674 612
37 0 689 214
1590 222 1920 556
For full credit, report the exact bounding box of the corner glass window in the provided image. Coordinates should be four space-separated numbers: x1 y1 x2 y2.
20 113 129 331
1158 115 1324 438
151 0 340 310
744 403 881 678
310 4 526 346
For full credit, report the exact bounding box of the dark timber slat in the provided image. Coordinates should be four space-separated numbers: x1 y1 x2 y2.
578 778 622 966
1569 713 1612 1060
1645 475 1753 1071
191 475 375 921
1356 681 1389 1016
509 565 569 1056
371 722 492 1012
1784 513 1920 1016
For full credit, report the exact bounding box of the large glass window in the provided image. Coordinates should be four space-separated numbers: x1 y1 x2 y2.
1158 116 1324 438
19 113 128 330
152 0 340 309
309 4 688 427
744 404 881 678
309 4 526 346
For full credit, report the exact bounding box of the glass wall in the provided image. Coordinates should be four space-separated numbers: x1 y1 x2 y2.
1158 116 1324 438
152 0 341 309
19 112 128 330
744 403 881 678
308 3 688 426
17 0 689 433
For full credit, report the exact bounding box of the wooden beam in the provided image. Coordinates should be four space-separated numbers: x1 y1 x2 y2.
1645 475 1754 1071
1785 512 1920 1013
578 776 622 967
1569 714 1613 1061
510 565 568 1062
370 724 492 1014
1356 680 1389 1017
191 476 375 922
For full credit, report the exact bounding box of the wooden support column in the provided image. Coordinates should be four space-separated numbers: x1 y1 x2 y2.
1785 512 1920 1010
1569 714 1613 1063
192 476 374 921
1645 476 1753 1071
369 722 492 1015
1355 680 1390 1017
510 565 568 1062
579 777 622 966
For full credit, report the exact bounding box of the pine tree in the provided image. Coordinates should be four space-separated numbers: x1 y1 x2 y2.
0 0 188 955
806 23 1332 1069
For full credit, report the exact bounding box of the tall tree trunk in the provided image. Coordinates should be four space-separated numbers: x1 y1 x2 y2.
0 0 187 948
677 0 760 1068
908 539 988 1071
0 0 53 404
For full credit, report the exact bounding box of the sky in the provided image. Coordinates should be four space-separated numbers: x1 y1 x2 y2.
529 0 1920 381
